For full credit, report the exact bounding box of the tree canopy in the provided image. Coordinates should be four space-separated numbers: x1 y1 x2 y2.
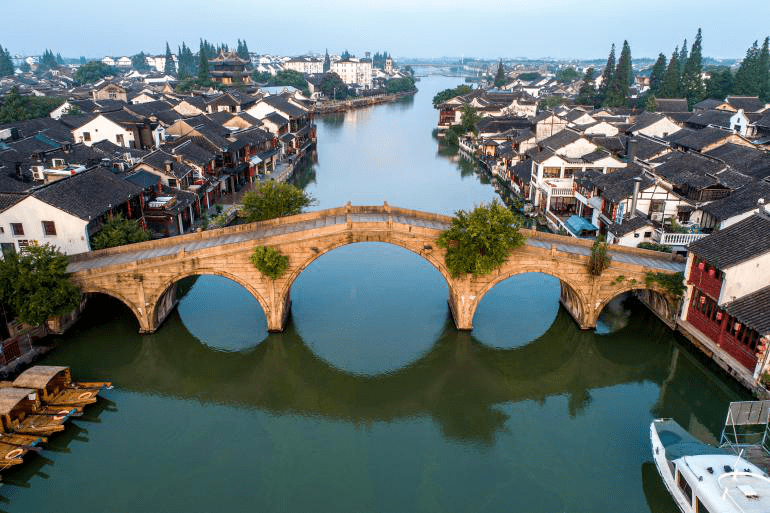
575 67 597 106
74 60 116 84
494 60 507 87
163 42 176 76
0 244 81 326
648 53 667 96
597 43 616 104
555 67 580 83
681 29 705 106
432 85 473 108
263 70 310 96
437 200 526 278
240 181 315 223
0 86 65 123
250 246 289 280
657 49 681 98
131 52 151 72
385 77 415 94
319 72 350 99
0 44 14 77
90 214 151 250
603 40 632 107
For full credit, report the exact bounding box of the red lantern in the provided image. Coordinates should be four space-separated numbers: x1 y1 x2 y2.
734 322 742 331
698 261 705 270
708 268 715 277
716 311 722 320
700 296 706 304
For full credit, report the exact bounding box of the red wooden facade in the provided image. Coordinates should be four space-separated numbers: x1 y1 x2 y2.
687 289 761 370
687 256 723 300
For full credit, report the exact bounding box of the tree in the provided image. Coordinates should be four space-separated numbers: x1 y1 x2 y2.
240 181 315 223
56 53 64 66
588 236 611 276
198 40 210 82
575 67 597 106
37 49 58 72
705 66 733 100
74 60 116 84
517 71 541 82
385 76 415 93
163 42 175 76
460 105 481 134
555 67 580 83
437 200 526 278
0 44 15 76
0 86 65 123
323 49 330 73
267 70 310 96
759 36 770 102
319 72 349 99
90 214 151 250
0 244 81 326
597 43 616 104
643 93 657 112
649 53 667 95
658 49 681 98
19 61 30 73
432 85 472 108
681 28 705 107
237 39 250 60
678 40 688 76
494 59 506 87
604 40 632 107
250 246 289 280
131 52 150 72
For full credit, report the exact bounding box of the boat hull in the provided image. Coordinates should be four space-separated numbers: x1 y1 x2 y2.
650 421 693 513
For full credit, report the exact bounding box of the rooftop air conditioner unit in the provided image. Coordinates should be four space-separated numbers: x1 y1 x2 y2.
32 166 44 181
650 212 663 222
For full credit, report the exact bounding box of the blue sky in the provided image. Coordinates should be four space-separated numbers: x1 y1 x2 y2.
4 0 769 59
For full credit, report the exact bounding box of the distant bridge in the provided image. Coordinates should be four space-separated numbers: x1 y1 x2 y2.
67 204 684 334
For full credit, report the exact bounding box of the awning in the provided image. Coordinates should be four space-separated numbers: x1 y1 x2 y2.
565 215 598 235
249 155 263 165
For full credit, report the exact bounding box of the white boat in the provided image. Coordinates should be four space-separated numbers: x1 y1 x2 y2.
651 418 770 513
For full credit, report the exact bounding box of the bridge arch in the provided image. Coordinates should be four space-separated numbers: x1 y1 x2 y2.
80 286 150 332
465 267 591 331
149 269 272 330
589 283 677 328
277 236 454 302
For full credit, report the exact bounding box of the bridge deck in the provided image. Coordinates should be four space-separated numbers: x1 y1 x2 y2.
68 212 684 274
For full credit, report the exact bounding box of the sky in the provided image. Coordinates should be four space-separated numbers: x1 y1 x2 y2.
4 0 770 60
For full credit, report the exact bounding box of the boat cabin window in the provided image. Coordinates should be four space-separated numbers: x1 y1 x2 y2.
677 470 693 504
696 497 711 513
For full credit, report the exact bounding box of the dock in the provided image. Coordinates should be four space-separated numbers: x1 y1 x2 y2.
720 400 770 472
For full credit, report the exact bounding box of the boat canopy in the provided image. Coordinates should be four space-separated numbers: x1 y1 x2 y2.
654 419 728 460
0 388 36 415
13 366 69 390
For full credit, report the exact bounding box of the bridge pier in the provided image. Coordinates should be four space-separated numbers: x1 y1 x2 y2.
267 289 292 332
559 281 594 330
448 284 475 331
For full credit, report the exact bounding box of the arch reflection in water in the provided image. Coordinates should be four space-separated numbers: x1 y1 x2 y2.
291 243 448 375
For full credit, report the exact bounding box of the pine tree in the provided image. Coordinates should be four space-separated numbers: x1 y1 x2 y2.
239 39 249 60
198 40 209 83
604 40 631 107
323 49 330 72
56 53 64 65
164 42 175 76
759 36 770 103
678 40 688 76
734 41 760 96
705 67 733 100
0 45 14 77
681 28 705 108
649 53 667 95
658 48 681 98
494 59 506 87
598 44 616 104
575 67 597 106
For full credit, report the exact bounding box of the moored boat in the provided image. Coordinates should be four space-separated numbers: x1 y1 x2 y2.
651 418 770 513
0 433 43 471
12 366 112 409
0 387 76 437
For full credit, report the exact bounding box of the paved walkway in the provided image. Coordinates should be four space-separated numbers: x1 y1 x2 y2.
68 212 683 274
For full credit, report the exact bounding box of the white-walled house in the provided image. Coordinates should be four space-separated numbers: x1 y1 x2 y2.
0 167 143 256
330 58 373 89
628 112 681 139
71 112 139 148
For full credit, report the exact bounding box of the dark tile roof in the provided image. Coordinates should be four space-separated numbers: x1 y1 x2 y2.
168 139 215 167
700 181 770 221
687 110 734 129
32 166 142 221
261 96 307 119
154 109 184 126
705 143 770 181
0 117 74 143
669 126 733 151
476 116 532 134
627 112 668 133
43 143 103 168
101 110 144 126
124 100 174 118
756 112 770 129
511 160 532 182
207 111 235 126
722 285 770 336
539 128 583 152
590 135 626 154
608 214 655 237
655 98 689 112
689 213 770 268
236 112 261 126
591 163 654 203
651 151 725 188
693 99 725 111
122 169 161 189
141 149 195 178
0 193 24 212
726 96 767 113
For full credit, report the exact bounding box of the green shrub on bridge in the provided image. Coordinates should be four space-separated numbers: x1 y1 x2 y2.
250 246 289 280
241 182 315 223
588 236 611 276
437 200 526 278
645 271 685 299
91 214 150 250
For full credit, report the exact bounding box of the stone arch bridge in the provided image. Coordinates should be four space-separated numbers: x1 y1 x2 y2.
67 204 685 334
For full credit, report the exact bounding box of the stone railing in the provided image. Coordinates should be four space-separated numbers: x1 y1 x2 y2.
654 230 708 246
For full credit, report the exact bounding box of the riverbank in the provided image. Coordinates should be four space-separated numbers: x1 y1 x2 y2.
314 90 417 114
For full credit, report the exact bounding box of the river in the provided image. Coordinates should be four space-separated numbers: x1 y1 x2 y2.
1 75 748 513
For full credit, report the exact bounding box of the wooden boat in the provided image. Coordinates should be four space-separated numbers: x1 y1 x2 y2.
12 366 112 409
0 433 43 471
0 387 76 437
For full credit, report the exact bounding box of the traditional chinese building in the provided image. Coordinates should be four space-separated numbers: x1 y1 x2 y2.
208 50 251 86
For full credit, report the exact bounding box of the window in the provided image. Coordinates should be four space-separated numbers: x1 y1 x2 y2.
83 131 91 142
42 221 56 236
10 223 23 236
1 243 15 258
116 134 124 146
650 199 665 213
168 179 177 188
677 470 693 504
634 233 640 238
644 231 652 238
696 497 711 513
16 240 30 252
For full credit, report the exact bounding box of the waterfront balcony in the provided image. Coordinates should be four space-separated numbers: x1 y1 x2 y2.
543 178 574 198
652 229 707 247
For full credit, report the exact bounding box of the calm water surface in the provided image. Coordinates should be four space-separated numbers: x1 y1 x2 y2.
1 75 747 513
